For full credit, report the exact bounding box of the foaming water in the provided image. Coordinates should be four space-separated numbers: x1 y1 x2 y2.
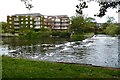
1 34 119 68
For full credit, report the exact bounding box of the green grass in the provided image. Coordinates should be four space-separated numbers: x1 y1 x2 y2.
2 56 120 78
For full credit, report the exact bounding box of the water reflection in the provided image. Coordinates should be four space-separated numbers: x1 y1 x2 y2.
1 34 119 68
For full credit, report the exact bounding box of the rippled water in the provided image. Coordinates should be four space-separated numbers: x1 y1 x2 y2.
1 34 119 68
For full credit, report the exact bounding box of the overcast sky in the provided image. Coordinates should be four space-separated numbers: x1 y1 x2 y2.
0 0 118 23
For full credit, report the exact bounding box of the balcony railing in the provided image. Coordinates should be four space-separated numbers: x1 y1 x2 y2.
14 26 20 29
52 27 60 29
34 26 40 29
61 27 68 29
14 23 19 25
61 24 69 26
54 24 60 26
14 19 19 21
61 20 69 22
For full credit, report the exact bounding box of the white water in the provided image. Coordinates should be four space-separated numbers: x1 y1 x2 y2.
1 34 119 68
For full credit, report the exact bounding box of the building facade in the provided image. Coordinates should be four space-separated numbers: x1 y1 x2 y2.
7 13 70 32
45 15 70 31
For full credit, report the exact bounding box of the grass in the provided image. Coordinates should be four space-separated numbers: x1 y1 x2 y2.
2 56 120 78
83 33 94 38
71 32 94 41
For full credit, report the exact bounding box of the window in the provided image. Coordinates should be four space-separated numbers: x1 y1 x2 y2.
36 22 40 24
15 26 19 29
9 17 12 20
26 18 28 20
14 23 19 25
35 17 40 20
15 18 18 21
30 17 33 20
9 22 12 24
55 19 60 21
26 22 28 24
21 18 23 20
30 21 33 24
52 18 55 21
30 25 33 28
35 26 40 29
21 22 23 24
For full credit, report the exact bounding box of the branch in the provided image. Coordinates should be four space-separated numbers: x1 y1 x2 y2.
21 0 33 10
76 0 120 17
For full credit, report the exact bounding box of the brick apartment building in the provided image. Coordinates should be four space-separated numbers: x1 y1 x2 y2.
7 13 70 32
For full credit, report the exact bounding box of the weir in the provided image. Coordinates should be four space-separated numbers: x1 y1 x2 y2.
1 34 119 68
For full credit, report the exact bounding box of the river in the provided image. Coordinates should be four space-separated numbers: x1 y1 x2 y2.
0 34 120 68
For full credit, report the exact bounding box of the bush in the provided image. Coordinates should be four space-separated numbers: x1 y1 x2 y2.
59 31 71 38
105 24 119 36
51 31 71 38
71 34 84 41
51 31 60 37
37 31 51 38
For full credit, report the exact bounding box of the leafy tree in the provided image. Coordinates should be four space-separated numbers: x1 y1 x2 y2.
84 17 96 33
76 0 120 17
70 16 96 34
102 16 115 30
102 23 109 29
105 24 119 35
21 0 33 10
0 22 7 33
106 16 115 23
116 24 120 34
70 16 85 34
39 27 50 32
20 0 120 17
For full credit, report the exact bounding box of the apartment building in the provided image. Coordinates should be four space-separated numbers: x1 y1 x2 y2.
7 13 70 32
7 13 44 31
45 15 70 30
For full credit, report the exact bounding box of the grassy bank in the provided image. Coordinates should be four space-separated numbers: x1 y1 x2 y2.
2 56 120 78
71 33 94 41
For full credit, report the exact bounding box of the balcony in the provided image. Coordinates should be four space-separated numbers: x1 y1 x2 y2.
14 23 19 26
54 23 60 26
34 18 40 21
34 22 40 25
61 20 69 22
61 27 68 29
14 26 20 29
61 23 69 26
52 26 60 29
14 19 19 21
34 26 40 29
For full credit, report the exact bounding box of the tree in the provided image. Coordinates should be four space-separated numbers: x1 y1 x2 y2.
21 0 33 10
70 16 85 34
76 0 120 17
105 24 119 35
106 16 115 23
70 16 96 34
0 22 7 33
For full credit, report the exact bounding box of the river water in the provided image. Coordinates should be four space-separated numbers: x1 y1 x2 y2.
0 34 120 68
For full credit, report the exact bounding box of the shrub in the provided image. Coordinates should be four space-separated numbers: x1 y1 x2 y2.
105 24 119 36
51 31 71 38
71 34 84 41
37 31 51 38
59 31 71 38
51 31 60 37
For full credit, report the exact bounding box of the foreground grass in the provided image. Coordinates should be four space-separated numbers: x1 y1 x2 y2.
2 56 120 78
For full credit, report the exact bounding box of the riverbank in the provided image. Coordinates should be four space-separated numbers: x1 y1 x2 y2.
2 56 120 78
